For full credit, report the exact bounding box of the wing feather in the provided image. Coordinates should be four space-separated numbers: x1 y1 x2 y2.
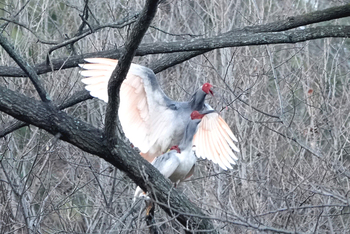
80 70 112 77
195 124 206 159
203 116 221 166
81 76 107 85
210 120 234 169
207 123 228 170
218 116 239 143
216 121 240 155
194 112 239 169
79 58 178 162
84 58 119 66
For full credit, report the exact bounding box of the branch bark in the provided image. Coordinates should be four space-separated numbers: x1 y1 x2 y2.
0 90 92 138
104 0 159 141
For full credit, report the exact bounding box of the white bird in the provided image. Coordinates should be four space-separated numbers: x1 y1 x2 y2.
79 58 239 169
133 110 211 201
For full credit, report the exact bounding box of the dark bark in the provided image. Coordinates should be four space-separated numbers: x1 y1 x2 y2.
104 0 159 141
0 90 92 138
241 3 350 33
137 25 350 54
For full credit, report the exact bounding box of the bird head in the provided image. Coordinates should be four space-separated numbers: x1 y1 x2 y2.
202 83 214 96
170 145 181 153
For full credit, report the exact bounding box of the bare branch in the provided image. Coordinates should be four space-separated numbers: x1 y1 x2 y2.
0 90 92 137
104 0 159 141
0 34 50 102
240 3 350 33
0 4 349 78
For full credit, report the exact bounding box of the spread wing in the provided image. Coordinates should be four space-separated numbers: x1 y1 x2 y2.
79 58 179 159
193 112 239 170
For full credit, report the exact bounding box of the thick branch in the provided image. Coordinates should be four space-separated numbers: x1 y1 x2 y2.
241 3 350 33
104 0 159 141
113 25 350 55
0 85 217 232
0 90 92 137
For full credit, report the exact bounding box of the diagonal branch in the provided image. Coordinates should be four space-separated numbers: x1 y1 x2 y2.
104 0 159 141
240 3 350 33
0 90 93 137
0 34 50 103
0 85 217 232
115 25 350 55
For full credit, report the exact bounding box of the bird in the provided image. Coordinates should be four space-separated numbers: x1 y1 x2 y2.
133 110 212 201
79 58 239 169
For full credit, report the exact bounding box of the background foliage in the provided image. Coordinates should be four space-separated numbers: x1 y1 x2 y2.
1 0 350 233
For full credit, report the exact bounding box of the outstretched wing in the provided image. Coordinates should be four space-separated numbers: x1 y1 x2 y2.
193 112 239 170
80 58 179 160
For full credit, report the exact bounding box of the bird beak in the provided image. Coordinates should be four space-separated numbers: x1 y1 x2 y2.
209 88 214 96
208 84 214 96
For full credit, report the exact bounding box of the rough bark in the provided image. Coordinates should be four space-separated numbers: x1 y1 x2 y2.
104 0 159 142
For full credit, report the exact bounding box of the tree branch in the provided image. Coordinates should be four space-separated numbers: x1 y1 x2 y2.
0 90 92 138
104 0 159 141
240 3 350 33
0 85 217 232
114 25 350 55
1 4 349 78
0 34 50 102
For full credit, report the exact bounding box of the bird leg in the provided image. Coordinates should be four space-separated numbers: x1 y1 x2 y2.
145 200 154 216
145 200 158 234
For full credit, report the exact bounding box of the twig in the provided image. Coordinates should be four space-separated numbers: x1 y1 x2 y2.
46 17 137 65
266 45 284 119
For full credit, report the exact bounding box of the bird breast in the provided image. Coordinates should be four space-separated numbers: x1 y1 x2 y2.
168 149 196 183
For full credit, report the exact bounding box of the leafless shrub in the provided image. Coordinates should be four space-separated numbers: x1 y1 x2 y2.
1 0 350 233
